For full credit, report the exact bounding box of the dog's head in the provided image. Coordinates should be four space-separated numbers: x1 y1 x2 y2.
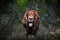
23 10 40 23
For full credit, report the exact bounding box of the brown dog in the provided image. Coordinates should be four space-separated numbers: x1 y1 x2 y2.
22 10 40 36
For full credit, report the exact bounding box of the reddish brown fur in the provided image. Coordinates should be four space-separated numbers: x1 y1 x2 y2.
22 10 40 35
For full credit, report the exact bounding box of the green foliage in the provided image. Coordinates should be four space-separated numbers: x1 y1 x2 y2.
16 0 28 11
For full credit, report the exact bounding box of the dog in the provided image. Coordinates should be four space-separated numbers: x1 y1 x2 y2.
22 10 40 37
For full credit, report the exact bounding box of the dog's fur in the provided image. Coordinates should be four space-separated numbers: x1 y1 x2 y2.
22 10 40 35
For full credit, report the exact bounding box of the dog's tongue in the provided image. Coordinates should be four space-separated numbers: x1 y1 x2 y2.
29 23 33 27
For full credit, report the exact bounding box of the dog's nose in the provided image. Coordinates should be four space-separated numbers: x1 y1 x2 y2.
29 18 32 20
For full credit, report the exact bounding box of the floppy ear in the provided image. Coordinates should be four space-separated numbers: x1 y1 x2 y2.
34 10 40 19
22 10 29 23
34 10 40 25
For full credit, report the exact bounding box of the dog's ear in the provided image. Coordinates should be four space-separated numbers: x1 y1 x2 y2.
22 10 29 24
34 10 40 19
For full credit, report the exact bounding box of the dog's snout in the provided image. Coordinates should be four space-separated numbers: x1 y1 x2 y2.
29 18 32 20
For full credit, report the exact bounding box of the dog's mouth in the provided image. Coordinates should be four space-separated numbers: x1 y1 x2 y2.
29 18 34 22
